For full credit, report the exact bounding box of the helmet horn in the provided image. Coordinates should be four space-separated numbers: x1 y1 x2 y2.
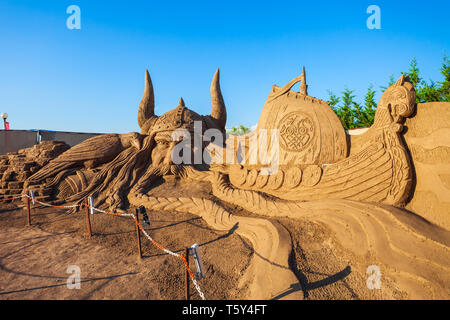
210 68 227 131
137 69 157 129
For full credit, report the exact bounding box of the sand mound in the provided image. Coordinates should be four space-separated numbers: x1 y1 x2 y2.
404 102 450 230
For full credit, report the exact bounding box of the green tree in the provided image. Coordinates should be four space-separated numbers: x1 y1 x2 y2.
351 86 377 128
437 54 450 101
402 57 421 87
362 85 377 126
327 90 340 113
339 88 357 129
328 55 449 129
401 56 450 103
327 89 356 129
418 80 441 103
227 125 250 135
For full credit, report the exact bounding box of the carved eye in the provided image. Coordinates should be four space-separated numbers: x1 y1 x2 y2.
157 140 169 146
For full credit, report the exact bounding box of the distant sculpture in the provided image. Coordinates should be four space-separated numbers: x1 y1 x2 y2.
0 141 70 202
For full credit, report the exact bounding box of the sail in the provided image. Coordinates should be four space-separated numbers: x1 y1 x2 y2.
254 79 348 166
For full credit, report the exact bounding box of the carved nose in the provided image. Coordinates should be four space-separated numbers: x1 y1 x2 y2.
163 141 177 165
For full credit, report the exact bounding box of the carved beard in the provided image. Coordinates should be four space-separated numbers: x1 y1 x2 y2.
156 164 187 177
132 163 188 195
144 161 189 178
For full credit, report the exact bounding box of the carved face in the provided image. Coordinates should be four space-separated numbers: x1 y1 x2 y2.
151 131 199 169
151 132 177 167
379 76 416 122
388 84 415 120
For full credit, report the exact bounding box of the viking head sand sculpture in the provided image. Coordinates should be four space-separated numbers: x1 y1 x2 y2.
129 69 229 195
24 69 228 210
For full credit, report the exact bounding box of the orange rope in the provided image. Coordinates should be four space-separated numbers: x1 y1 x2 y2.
94 206 197 281
0 196 20 202
0 193 198 283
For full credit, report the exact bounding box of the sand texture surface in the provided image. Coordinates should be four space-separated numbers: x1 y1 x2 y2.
1 176 448 299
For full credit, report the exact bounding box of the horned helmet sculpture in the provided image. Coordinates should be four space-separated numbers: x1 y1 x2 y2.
137 69 227 136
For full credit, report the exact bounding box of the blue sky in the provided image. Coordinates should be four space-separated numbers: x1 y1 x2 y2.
0 0 449 133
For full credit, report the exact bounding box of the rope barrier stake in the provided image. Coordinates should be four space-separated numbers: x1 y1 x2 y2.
88 197 94 215
26 193 31 226
185 247 190 300
191 243 205 280
85 199 92 238
29 190 36 205
14 194 206 300
135 209 142 260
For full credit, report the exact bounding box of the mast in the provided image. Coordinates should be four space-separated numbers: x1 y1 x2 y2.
300 66 308 96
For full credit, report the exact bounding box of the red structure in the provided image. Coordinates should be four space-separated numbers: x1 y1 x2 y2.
1 113 9 130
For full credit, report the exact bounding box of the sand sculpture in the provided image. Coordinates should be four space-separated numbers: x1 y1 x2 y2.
0 141 69 202
18 68 449 299
24 133 142 195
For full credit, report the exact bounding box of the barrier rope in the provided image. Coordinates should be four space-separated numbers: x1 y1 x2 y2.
34 200 81 209
90 206 206 300
0 194 27 202
0 193 206 300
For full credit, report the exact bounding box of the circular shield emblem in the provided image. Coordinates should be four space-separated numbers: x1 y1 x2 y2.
267 170 285 190
278 112 315 152
303 165 322 187
255 171 269 188
245 169 258 187
285 167 302 188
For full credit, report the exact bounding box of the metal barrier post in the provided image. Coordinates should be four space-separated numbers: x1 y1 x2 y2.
26 193 31 226
185 247 190 300
135 209 142 260
191 243 205 280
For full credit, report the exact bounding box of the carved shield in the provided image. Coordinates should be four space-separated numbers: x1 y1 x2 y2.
254 84 348 166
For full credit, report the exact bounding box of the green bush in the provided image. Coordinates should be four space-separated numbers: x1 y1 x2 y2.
227 125 251 135
328 55 450 129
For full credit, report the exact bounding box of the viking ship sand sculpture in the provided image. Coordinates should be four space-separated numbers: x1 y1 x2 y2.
20 67 450 299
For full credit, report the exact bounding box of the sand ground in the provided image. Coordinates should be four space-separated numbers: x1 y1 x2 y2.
0 202 251 300
1 178 448 300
